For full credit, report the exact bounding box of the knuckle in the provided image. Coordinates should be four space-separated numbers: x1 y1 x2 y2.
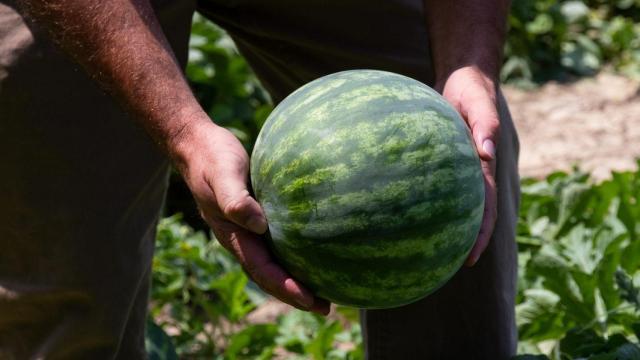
489 120 501 138
199 208 223 229
243 261 259 277
478 117 500 136
198 209 208 222
487 117 500 130
222 192 252 220
244 266 274 295
211 227 233 250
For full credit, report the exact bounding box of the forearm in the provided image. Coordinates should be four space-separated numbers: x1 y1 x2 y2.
17 0 205 156
423 0 510 83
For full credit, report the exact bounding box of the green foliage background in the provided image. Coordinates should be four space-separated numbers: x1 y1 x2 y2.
505 0 640 85
149 3 640 359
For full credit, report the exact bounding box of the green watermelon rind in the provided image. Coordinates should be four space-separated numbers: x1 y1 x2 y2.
251 69 484 309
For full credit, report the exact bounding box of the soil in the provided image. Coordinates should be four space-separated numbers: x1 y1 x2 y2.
505 71 640 180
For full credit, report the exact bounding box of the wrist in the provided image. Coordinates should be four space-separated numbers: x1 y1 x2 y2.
434 65 497 94
434 58 499 90
165 111 218 172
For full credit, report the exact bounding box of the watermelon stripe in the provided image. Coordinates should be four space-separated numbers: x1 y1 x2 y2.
263 110 465 189
253 74 457 171
273 163 479 214
268 187 480 243
261 99 467 183
274 214 479 260
262 162 482 246
273 226 472 307
253 71 456 157
257 104 444 184
279 196 480 242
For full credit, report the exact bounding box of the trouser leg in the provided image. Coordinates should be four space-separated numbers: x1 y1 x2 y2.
0 1 193 358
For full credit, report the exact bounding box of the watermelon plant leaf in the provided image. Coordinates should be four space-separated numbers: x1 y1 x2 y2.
305 321 342 360
145 318 179 360
516 291 566 341
211 270 256 322
556 181 592 236
613 342 640 360
587 352 618 360
616 269 640 310
559 328 607 357
632 323 640 343
225 324 278 360
517 165 640 357
276 311 320 353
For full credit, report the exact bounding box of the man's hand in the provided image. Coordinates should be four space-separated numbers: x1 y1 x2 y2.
436 66 499 267
171 118 331 315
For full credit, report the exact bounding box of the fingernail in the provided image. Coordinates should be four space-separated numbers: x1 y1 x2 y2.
482 139 496 159
311 307 330 316
247 216 268 234
465 259 475 267
285 278 315 308
466 254 478 267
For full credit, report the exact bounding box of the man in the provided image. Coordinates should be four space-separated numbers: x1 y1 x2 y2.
0 0 519 358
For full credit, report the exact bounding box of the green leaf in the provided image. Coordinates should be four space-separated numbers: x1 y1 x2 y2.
594 288 608 330
616 0 636 9
145 319 179 360
614 343 640 360
529 245 595 324
335 306 360 324
560 1 589 23
305 321 343 360
614 173 638 241
559 328 607 357
527 13 554 35
211 270 256 322
604 333 632 350
588 352 618 360
561 41 601 76
595 230 627 308
501 56 533 82
632 323 640 342
556 182 592 237
561 224 593 273
225 324 278 360
517 288 566 341
616 269 640 310
276 311 321 353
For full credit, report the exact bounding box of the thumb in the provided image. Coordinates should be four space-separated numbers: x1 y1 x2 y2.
459 91 500 162
213 166 268 234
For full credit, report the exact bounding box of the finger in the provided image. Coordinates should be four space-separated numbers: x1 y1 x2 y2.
222 227 324 311
459 91 500 162
466 159 497 266
209 165 268 234
310 300 331 316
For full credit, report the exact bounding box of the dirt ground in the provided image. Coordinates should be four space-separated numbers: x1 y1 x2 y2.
505 71 640 180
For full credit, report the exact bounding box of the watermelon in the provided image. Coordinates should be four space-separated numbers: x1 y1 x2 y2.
250 70 484 309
